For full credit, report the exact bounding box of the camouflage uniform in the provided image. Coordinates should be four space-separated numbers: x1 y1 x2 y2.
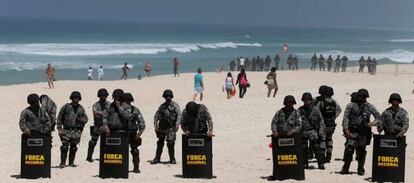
378 107 409 136
334 57 341 73
153 101 181 161
341 56 348 72
20 107 52 135
121 102 146 172
326 56 333 71
298 104 325 167
86 100 110 161
271 108 302 135
40 95 57 131
316 97 342 162
181 104 213 134
341 102 380 174
57 103 88 166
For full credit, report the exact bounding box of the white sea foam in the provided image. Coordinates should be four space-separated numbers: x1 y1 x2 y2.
296 49 414 63
0 42 262 56
388 39 414 43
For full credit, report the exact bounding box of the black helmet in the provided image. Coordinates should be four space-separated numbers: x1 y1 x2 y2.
27 93 39 104
162 89 174 98
186 101 200 116
301 92 313 101
318 85 328 95
70 91 82 100
112 89 124 98
388 93 402 103
357 88 369 98
283 95 297 105
39 94 48 101
325 87 334 97
350 92 358 103
97 88 109 98
124 93 134 101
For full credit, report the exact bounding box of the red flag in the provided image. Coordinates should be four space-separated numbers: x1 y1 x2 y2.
282 43 288 53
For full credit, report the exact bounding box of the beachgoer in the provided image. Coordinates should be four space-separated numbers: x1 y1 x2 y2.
173 58 180 77
266 67 278 98
121 62 130 80
97 66 104 80
236 68 248 98
224 72 235 99
87 66 93 80
193 68 204 101
45 63 55 89
144 62 152 77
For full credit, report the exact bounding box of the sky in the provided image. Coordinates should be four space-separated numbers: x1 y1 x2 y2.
0 0 413 29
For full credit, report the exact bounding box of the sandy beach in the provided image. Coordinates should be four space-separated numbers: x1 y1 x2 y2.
1 64 413 183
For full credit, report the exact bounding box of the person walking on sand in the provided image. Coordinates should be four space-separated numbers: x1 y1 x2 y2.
193 68 204 101
120 62 130 80
87 66 93 80
224 72 235 99
144 62 152 77
236 68 249 98
45 63 55 89
266 67 278 98
97 66 104 80
173 58 180 77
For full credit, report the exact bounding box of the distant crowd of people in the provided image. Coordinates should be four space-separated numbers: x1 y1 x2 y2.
310 54 349 72
229 55 280 72
357 56 378 74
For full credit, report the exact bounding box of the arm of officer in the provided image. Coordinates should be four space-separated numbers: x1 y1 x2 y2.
291 110 302 134
399 110 409 136
335 99 342 118
78 106 88 124
57 104 66 132
271 112 279 135
342 104 352 138
181 109 189 133
368 103 381 126
153 105 161 130
316 108 326 135
19 110 28 133
175 102 182 130
135 108 146 136
202 106 213 136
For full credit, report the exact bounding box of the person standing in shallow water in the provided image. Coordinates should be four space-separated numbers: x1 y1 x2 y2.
173 58 180 77
193 68 204 101
97 66 104 80
45 63 55 89
121 62 130 80
87 66 93 80
266 67 278 98
236 68 248 98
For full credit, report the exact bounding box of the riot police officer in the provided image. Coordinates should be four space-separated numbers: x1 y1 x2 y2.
20 94 52 136
181 101 213 137
123 93 146 173
57 91 88 168
152 90 181 164
340 89 380 175
271 95 302 137
377 93 409 137
298 92 325 169
316 86 341 163
86 88 111 162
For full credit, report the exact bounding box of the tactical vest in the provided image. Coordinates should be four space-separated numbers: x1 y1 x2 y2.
320 100 336 127
159 103 178 129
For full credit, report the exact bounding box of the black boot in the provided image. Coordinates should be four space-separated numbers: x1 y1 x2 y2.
86 145 94 162
133 155 140 173
86 140 97 162
325 153 332 163
59 145 68 168
167 142 176 164
316 151 325 170
340 148 353 174
68 145 78 167
357 150 366 176
151 139 164 164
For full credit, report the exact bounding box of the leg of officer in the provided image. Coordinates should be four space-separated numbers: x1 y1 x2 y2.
130 133 142 173
166 128 177 164
86 127 100 162
152 131 166 164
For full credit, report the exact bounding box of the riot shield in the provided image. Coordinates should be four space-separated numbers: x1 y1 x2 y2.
372 135 405 182
20 133 51 179
272 133 305 180
99 132 129 178
182 134 213 178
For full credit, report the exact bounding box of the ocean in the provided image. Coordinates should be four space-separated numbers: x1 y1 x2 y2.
0 17 413 85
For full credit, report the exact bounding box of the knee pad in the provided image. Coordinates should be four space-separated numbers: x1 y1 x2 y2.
70 144 78 152
88 140 97 147
131 148 139 156
167 141 175 148
61 143 69 152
